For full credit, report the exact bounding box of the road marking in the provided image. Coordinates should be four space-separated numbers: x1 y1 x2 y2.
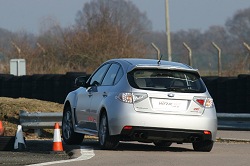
27 146 95 166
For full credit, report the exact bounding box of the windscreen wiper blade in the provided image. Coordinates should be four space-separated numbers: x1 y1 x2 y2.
166 87 201 93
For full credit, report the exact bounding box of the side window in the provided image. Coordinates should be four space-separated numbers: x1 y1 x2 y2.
102 64 120 86
90 64 110 86
114 67 123 84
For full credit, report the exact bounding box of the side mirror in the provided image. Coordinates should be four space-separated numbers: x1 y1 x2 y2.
75 76 87 87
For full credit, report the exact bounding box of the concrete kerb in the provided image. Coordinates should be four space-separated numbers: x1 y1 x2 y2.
216 130 250 142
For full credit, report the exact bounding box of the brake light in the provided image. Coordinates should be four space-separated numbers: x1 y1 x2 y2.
194 97 214 108
117 92 148 103
123 126 133 130
204 130 211 135
196 99 205 106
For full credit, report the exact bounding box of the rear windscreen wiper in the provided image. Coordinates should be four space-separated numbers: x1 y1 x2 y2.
166 87 201 93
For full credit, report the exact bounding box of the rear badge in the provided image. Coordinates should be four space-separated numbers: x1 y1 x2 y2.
168 93 174 97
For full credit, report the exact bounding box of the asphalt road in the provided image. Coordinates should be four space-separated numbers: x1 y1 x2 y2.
68 141 250 166
0 140 69 166
0 130 250 166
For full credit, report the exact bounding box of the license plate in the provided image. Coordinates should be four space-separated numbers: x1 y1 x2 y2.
151 98 188 112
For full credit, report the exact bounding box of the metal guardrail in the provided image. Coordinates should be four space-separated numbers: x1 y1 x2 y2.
19 111 250 133
217 113 250 131
19 110 62 129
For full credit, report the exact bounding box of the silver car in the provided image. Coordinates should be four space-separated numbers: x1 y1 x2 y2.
62 58 217 151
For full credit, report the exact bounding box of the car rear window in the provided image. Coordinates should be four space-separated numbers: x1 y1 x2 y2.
127 69 206 93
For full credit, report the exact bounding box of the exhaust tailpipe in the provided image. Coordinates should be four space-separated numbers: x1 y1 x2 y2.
134 133 139 138
133 132 147 139
190 136 200 142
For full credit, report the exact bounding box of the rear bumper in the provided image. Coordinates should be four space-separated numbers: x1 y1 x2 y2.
106 99 217 141
108 107 217 141
120 126 213 143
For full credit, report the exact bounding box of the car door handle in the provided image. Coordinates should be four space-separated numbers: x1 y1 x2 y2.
88 92 93 97
103 92 107 97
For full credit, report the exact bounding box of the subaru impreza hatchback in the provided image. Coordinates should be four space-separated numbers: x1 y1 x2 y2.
62 58 217 151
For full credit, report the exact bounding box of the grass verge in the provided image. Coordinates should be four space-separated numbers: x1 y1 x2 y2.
0 97 63 138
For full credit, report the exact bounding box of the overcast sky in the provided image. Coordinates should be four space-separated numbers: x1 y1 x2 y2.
0 0 250 34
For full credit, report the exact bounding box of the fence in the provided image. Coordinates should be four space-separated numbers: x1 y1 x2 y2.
203 75 250 113
0 72 87 104
0 73 249 113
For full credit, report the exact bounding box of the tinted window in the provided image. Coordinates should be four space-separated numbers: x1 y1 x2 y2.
90 64 110 86
102 64 120 86
114 67 123 84
127 69 206 93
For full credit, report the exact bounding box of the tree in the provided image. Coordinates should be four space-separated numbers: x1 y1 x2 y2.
226 7 250 43
74 0 152 71
76 0 152 37
225 8 250 72
0 28 15 73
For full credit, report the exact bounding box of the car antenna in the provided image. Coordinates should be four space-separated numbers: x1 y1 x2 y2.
157 54 163 65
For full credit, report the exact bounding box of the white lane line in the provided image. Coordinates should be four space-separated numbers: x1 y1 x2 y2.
27 146 95 166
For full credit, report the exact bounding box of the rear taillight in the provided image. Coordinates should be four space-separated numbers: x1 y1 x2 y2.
193 97 214 108
117 92 148 103
204 130 211 135
196 99 205 106
123 126 133 130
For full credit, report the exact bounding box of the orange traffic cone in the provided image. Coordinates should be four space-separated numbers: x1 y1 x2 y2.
0 121 4 136
52 122 63 152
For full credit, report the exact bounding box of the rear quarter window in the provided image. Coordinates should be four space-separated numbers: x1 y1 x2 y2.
102 64 120 86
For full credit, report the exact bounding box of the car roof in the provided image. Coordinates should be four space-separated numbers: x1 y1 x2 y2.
106 58 198 73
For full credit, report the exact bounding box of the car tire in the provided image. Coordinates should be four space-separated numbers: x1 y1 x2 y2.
192 140 214 152
98 113 119 150
62 106 84 145
153 141 172 147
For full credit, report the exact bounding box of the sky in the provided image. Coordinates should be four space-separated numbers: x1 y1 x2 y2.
0 0 250 34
